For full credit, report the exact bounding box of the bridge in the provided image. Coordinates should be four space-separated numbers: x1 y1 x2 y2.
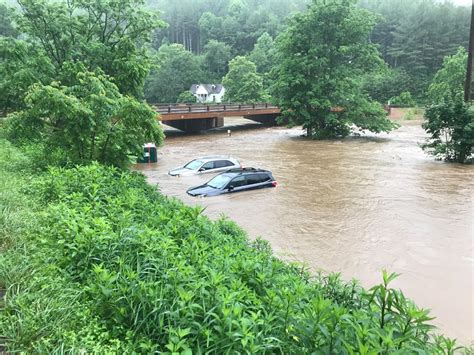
152 103 281 132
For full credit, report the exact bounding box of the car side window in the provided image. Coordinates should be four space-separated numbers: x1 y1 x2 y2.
229 176 245 188
246 174 261 185
215 160 232 168
201 161 214 170
258 173 270 182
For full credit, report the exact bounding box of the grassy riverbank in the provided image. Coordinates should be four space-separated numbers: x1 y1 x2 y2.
0 138 467 353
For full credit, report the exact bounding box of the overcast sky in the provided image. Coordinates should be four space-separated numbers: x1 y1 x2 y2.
452 0 472 6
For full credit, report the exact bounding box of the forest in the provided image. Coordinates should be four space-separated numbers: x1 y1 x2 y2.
0 0 470 105
141 0 470 104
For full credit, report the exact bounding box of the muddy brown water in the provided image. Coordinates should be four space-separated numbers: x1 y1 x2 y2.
136 118 474 344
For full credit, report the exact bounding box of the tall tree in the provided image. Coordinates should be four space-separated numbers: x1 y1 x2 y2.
427 48 467 104
0 2 17 37
2 0 166 167
272 0 396 138
144 44 204 103
422 49 473 163
203 40 233 80
222 56 265 103
15 0 165 97
6 69 164 168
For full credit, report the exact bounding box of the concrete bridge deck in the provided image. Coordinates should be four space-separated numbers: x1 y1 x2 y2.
152 103 281 132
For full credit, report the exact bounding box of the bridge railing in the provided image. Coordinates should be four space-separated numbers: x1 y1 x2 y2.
150 103 279 115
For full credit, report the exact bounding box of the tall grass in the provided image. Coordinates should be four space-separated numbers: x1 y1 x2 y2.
0 139 469 353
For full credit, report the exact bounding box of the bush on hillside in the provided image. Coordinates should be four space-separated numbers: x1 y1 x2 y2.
0 154 465 353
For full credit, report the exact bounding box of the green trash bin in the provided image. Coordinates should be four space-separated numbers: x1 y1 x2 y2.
139 143 157 163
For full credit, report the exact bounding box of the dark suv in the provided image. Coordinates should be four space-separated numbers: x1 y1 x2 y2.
187 168 277 197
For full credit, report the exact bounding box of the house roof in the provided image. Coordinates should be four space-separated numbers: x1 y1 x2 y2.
190 84 224 94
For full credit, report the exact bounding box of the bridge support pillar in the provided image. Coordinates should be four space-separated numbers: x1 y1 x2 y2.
244 114 279 126
163 117 224 133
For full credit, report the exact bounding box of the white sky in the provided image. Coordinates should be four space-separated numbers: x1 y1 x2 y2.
452 0 472 6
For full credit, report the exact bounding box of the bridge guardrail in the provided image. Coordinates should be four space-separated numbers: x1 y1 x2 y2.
151 103 279 115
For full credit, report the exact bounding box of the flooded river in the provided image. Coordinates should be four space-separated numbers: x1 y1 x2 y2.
136 118 474 344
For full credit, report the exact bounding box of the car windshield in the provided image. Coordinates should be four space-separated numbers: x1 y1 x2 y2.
184 160 203 170
207 174 233 189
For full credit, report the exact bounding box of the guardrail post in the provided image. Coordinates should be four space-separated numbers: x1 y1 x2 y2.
224 105 226 111
207 105 210 112
168 105 171 113
188 106 191 112
238 104 241 110
265 103 268 108
252 103 255 109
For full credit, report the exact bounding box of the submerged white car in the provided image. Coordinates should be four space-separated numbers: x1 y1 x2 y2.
168 156 241 176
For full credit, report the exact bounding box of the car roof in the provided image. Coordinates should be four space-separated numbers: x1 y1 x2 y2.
196 156 239 162
223 167 271 175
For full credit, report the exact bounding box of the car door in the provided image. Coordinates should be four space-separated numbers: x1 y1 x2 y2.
226 176 246 193
241 174 265 191
212 160 236 173
199 161 215 173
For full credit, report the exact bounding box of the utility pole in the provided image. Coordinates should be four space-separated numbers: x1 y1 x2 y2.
464 1 474 102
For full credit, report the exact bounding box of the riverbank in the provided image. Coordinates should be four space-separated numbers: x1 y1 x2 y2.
0 137 465 352
139 117 474 344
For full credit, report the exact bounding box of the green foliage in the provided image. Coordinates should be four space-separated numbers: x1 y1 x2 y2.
152 0 307 54
422 98 474 163
177 90 197 104
203 40 233 80
0 148 466 353
0 2 17 38
427 47 467 104
222 56 266 103
360 0 470 97
0 37 55 114
362 67 413 104
145 44 204 103
390 91 416 107
5 70 164 168
249 32 276 90
249 32 275 75
272 0 397 138
13 0 164 98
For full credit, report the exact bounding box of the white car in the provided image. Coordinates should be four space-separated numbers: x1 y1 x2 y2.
168 156 241 177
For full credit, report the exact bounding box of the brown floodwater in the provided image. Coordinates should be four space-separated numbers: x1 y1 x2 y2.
135 118 474 344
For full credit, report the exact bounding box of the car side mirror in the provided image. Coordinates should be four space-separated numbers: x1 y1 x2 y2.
198 167 205 172
227 186 234 191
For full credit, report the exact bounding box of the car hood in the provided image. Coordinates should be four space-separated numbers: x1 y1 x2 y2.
168 167 195 176
187 185 222 197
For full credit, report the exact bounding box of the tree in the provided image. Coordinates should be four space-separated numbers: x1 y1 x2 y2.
0 37 54 115
422 99 473 163
6 69 164 168
360 0 470 99
361 67 413 104
0 2 18 38
422 49 473 163
271 0 397 138
203 40 233 80
177 90 197 103
14 0 165 97
390 91 416 106
249 32 275 75
144 44 204 103
427 47 467 103
222 56 266 103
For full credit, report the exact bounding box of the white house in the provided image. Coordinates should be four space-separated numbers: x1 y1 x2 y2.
190 84 225 103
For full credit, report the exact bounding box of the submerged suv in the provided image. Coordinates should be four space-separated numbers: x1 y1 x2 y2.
187 168 277 197
168 156 240 176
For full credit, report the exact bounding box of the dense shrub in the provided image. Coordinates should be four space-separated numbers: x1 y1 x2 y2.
0 142 466 353
390 91 416 107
